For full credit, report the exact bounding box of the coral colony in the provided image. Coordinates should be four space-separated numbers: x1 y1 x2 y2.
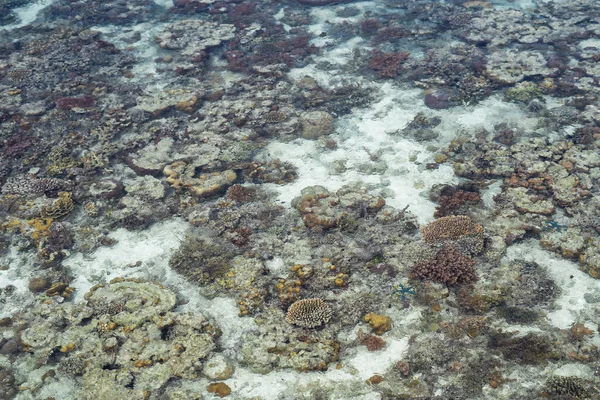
0 0 600 399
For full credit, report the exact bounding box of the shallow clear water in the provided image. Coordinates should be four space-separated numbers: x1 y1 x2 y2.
0 0 599 399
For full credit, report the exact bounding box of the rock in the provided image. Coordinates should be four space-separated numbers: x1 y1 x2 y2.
299 111 334 139
136 89 202 116
164 161 237 198
202 354 234 380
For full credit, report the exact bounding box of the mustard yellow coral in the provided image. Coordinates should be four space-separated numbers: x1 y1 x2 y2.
364 313 392 335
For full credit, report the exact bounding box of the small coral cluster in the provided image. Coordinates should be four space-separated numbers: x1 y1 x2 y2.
1 175 69 195
411 244 478 286
421 215 484 244
292 185 386 231
434 188 481 218
286 298 332 328
368 50 410 79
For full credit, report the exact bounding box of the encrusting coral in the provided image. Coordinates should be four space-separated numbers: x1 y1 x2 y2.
16 279 220 399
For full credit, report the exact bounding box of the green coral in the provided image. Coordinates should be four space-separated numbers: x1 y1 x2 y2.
505 82 544 103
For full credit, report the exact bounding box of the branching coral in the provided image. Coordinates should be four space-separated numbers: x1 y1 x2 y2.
434 189 481 218
411 244 478 286
286 298 332 329
368 50 410 79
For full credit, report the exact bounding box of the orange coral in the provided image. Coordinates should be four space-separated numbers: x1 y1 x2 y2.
421 215 483 244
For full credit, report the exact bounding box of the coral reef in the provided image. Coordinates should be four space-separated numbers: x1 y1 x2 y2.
238 307 339 373
12 279 220 399
421 215 483 243
1 0 600 398
546 375 592 399
363 313 392 335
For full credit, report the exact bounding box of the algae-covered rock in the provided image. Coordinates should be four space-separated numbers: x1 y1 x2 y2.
85 278 177 326
155 20 235 54
581 238 600 279
291 185 386 230
169 231 238 286
136 88 202 116
19 279 220 399
299 110 334 139
238 307 339 373
164 161 237 198
202 353 234 380
540 226 585 259
504 187 555 215
486 49 556 84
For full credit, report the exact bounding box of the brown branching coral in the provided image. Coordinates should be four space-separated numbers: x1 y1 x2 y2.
421 215 484 244
286 298 332 329
435 189 481 218
226 184 256 203
362 334 386 351
368 50 410 79
411 244 478 286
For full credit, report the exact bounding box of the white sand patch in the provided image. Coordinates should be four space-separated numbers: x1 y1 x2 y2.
0 0 57 31
553 363 596 379
265 257 286 274
0 246 38 317
63 218 188 301
92 22 171 79
0 246 30 294
481 180 503 209
263 82 459 224
579 38 600 49
347 338 409 380
435 94 539 133
153 0 173 8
